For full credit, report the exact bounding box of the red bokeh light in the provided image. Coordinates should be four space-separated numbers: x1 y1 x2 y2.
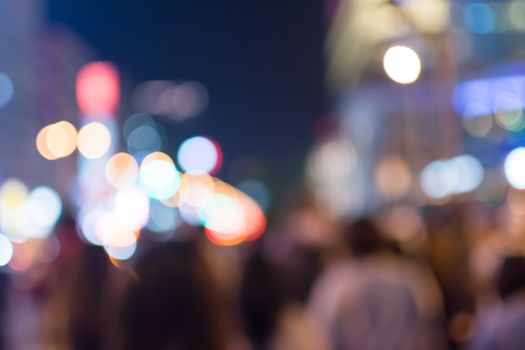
76 61 120 116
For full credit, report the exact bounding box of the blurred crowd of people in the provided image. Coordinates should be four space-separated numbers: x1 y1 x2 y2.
0 195 523 350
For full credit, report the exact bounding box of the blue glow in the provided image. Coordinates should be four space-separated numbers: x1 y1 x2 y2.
453 75 525 118
464 3 495 35
0 73 14 108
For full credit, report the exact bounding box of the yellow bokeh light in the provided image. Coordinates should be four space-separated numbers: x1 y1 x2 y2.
0 179 28 210
45 121 77 158
105 152 139 189
77 122 111 159
383 45 422 85
36 125 59 160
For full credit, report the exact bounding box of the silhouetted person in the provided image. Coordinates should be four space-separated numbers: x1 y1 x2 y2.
310 218 444 350
120 241 227 350
469 256 525 350
41 215 115 350
240 251 290 350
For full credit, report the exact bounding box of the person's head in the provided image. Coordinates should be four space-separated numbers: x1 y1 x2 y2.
240 251 290 350
497 255 525 300
121 241 227 350
344 218 393 258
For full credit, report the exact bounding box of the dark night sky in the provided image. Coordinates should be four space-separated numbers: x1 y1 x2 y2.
46 0 327 202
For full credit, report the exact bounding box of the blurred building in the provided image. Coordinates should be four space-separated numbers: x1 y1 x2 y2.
311 0 525 217
0 0 93 196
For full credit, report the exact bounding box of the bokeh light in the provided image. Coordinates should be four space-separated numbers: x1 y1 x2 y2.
113 187 150 231
508 1 525 31
420 155 484 199
462 116 493 137
200 193 245 239
105 241 137 261
139 152 180 200
79 208 104 246
0 234 13 266
45 121 78 159
177 136 222 174
76 62 120 116
504 147 525 189
383 45 421 84
36 125 59 160
375 155 412 200
127 124 162 155
77 122 111 159
0 179 28 213
105 152 139 189
0 73 14 108
96 211 138 248
179 172 215 208
24 186 62 238
464 3 495 35
307 139 356 184
133 80 208 120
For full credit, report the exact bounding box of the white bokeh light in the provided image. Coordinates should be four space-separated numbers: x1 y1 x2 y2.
504 147 525 189
383 45 422 84
177 136 220 173
0 234 13 266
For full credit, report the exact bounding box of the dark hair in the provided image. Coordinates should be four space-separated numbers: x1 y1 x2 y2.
344 218 393 257
121 242 227 350
240 251 290 350
497 256 525 299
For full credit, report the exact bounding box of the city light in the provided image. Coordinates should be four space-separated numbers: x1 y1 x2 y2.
504 147 525 189
45 121 78 158
0 73 14 108
177 136 222 174
139 152 181 200
105 152 139 189
0 234 13 266
77 122 112 159
383 45 422 85
420 155 484 199
76 61 120 116
36 125 59 160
